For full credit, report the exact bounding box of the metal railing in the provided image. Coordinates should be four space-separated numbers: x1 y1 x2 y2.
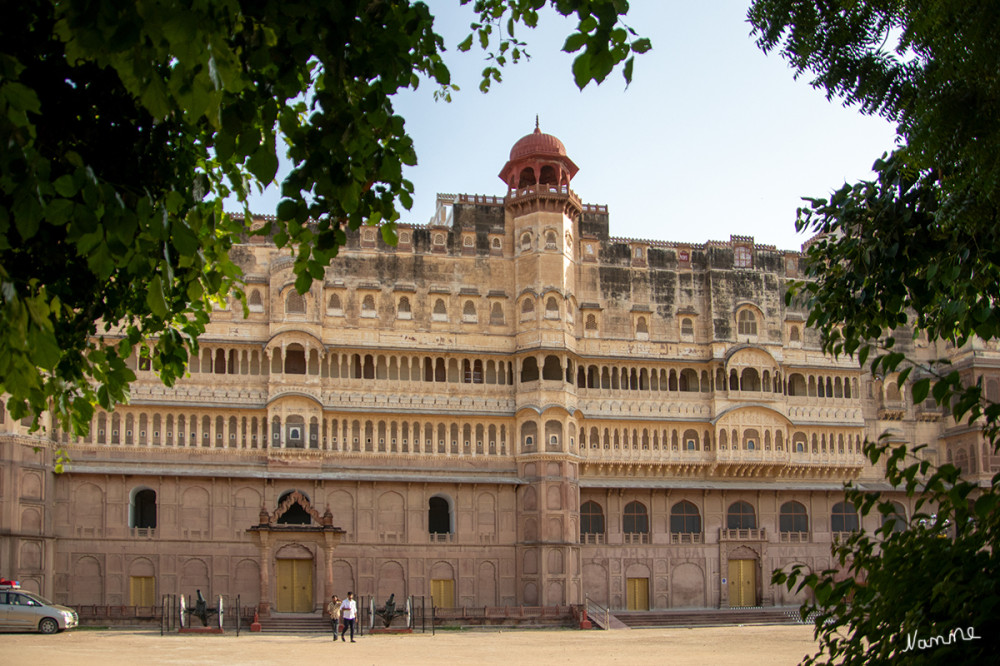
584 596 610 630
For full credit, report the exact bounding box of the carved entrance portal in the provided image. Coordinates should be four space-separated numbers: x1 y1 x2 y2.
247 490 345 615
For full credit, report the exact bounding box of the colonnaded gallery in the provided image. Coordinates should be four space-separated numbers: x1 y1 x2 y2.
2 127 997 615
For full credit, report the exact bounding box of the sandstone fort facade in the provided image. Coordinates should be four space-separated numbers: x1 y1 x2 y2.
2 127 995 614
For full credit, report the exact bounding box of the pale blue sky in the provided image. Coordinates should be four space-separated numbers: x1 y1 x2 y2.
237 1 898 252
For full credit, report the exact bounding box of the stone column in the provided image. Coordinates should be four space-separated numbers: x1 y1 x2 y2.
257 529 271 615
323 531 336 603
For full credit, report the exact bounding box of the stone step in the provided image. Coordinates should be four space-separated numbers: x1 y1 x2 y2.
612 608 804 629
251 615 336 634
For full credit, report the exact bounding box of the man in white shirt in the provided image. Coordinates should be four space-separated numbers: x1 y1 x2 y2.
339 591 357 642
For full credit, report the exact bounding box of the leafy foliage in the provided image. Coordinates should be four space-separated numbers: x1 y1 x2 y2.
0 0 646 437
775 437 1000 665
749 1 1000 663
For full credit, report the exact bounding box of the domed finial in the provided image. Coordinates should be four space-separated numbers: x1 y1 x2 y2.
534 114 540 133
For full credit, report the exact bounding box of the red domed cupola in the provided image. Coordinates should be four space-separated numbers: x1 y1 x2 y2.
499 119 579 191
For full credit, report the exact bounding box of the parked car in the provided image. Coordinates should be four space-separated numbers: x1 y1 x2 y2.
0 580 78 634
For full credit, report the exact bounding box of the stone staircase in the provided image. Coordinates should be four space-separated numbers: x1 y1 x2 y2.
610 607 805 629
251 613 336 634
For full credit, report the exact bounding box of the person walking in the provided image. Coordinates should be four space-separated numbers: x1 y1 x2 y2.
327 595 341 640
339 591 357 642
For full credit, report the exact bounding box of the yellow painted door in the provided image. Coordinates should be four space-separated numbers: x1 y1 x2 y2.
627 578 649 611
293 559 313 612
430 579 454 608
727 559 757 607
276 559 314 612
129 576 155 606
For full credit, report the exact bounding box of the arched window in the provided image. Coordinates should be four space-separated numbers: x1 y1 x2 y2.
885 382 902 402
545 297 559 319
636 317 648 337
397 296 412 319
521 297 535 315
520 232 532 251
521 357 539 382
463 300 477 322
737 309 757 336
541 355 562 381
681 318 694 337
831 501 859 533
779 501 808 533
248 289 264 312
328 293 343 315
491 237 502 251
490 302 505 325
623 501 649 535
361 294 376 318
545 230 557 249
276 491 312 525
429 496 452 534
882 501 906 534
580 501 605 538
130 488 157 529
284 344 306 374
727 501 756 529
585 314 598 331
788 374 807 396
670 500 701 534
740 368 761 391
790 326 800 342
432 298 447 321
286 291 306 315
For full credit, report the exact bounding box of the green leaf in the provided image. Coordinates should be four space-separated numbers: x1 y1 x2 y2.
53 175 78 198
910 378 930 404
630 38 652 54
380 222 398 246
572 52 592 89
172 221 199 256
247 144 279 184
140 77 172 119
623 56 634 84
277 199 298 221
44 199 74 225
563 32 587 53
146 274 168 319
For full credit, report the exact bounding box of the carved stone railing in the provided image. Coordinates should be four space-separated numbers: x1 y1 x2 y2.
719 528 766 541
779 531 809 543
670 532 703 545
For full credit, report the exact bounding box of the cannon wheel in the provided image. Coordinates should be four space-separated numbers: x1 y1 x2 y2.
179 594 186 628
218 595 224 629
405 596 411 629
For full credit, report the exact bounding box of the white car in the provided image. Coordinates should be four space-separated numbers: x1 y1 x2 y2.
0 584 78 634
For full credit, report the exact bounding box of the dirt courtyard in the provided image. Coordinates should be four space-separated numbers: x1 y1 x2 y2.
3 624 819 665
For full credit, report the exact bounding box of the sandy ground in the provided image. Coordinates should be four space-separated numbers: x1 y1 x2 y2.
2 624 819 666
